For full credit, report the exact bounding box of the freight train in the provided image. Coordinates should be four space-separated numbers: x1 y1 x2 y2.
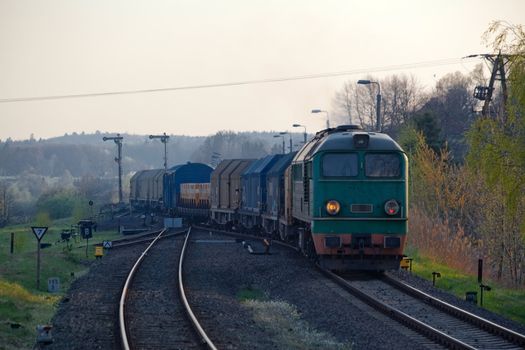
129 162 213 217
129 125 408 270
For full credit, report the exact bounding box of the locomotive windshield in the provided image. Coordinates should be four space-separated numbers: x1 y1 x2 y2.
322 153 358 177
365 153 400 178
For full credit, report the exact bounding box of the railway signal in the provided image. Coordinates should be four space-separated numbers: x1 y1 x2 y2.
149 133 170 171
103 134 124 203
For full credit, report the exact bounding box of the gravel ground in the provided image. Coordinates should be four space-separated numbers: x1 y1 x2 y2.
388 269 525 335
47 243 147 350
185 228 438 350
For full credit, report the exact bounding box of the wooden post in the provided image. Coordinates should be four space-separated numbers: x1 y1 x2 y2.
37 240 41 289
10 232 14 254
31 226 48 291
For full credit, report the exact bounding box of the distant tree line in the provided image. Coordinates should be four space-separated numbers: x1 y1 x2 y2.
0 130 292 225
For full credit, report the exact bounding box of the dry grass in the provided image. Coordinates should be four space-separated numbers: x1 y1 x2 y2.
0 281 59 304
242 299 352 350
408 207 478 275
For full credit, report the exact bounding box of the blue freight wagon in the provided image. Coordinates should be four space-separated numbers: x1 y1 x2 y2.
261 152 296 234
239 154 282 229
163 162 213 215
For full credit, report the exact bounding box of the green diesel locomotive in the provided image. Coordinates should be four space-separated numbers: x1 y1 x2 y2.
287 125 408 270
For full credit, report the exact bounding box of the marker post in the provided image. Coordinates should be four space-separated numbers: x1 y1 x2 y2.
31 226 49 290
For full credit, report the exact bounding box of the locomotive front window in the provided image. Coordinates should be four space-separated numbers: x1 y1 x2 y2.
365 153 400 178
322 153 358 177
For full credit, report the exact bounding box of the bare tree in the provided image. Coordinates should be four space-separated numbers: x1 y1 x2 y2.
382 75 426 135
332 74 425 135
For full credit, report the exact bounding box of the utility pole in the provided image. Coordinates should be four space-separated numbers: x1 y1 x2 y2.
103 134 124 203
471 53 511 119
149 133 170 171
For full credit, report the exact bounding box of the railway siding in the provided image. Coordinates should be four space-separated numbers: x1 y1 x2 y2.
123 233 202 349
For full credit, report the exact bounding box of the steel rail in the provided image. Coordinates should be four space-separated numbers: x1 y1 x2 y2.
319 268 477 350
118 228 169 350
192 224 299 251
108 229 187 249
194 224 525 348
383 274 525 347
178 227 218 350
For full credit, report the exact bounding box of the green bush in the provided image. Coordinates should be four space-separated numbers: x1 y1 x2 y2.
35 190 81 220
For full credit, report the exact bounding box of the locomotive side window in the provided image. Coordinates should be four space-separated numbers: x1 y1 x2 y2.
365 153 400 177
322 153 358 177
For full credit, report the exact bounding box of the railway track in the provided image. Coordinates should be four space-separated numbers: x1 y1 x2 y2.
118 227 217 350
321 270 525 350
106 227 186 249
196 225 525 349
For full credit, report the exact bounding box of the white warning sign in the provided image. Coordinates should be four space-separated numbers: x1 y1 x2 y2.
31 226 48 241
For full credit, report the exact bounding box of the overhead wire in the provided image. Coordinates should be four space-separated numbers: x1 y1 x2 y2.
0 57 479 104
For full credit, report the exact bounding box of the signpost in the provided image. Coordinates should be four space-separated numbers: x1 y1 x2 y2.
78 220 95 258
31 226 48 290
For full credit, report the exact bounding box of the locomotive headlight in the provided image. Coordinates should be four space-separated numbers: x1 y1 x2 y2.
384 199 400 216
326 200 341 215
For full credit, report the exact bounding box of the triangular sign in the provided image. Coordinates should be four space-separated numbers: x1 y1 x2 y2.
31 226 48 240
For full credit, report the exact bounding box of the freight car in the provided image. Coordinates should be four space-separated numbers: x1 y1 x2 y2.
210 159 254 226
210 125 408 271
261 152 296 235
129 162 213 216
178 182 210 218
163 162 213 216
129 169 165 209
238 155 282 229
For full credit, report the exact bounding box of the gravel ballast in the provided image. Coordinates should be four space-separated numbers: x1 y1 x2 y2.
47 226 524 349
185 228 436 349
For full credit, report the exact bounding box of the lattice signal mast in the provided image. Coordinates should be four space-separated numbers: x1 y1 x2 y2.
102 134 124 203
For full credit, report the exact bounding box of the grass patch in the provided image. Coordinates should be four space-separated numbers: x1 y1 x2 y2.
243 299 352 349
236 285 266 301
0 222 122 349
0 281 59 350
405 245 525 326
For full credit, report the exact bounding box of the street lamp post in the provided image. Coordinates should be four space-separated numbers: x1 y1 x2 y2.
292 124 307 144
102 134 124 204
273 134 285 154
280 131 292 153
357 79 382 132
149 132 170 171
311 109 330 129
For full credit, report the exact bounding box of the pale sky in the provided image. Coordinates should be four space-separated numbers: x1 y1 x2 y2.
1 0 524 141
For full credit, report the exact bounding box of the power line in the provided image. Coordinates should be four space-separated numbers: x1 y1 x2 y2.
0 57 478 103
